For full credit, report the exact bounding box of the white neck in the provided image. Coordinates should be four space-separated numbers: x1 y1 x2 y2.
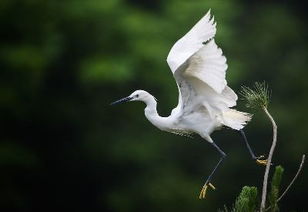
143 95 170 131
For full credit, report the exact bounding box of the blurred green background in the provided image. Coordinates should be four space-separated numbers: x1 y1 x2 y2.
0 0 307 211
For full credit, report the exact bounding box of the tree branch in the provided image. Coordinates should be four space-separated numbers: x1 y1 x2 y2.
260 106 277 212
277 154 305 202
265 154 305 211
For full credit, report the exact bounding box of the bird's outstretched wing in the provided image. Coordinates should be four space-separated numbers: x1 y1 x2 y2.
167 10 237 117
167 9 216 73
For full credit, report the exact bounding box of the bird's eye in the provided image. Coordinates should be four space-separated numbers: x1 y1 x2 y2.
136 94 139 98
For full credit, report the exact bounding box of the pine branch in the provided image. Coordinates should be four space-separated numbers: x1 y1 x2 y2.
265 155 305 211
233 186 258 212
268 166 284 212
260 106 277 212
277 154 305 202
240 82 270 109
239 82 304 212
240 82 276 212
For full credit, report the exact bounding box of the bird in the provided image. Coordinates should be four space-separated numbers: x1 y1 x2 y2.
111 9 267 199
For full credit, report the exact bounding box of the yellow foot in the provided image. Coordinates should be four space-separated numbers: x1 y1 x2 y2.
256 159 268 165
256 155 267 165
198 182 216 199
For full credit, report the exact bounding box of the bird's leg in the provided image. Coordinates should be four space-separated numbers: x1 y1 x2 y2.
239 129 268 166
199 142 226 199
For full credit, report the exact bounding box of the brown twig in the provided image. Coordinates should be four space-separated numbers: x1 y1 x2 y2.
260 106 277 212
265 154 305 211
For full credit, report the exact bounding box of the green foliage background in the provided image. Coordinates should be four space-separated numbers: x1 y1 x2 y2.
0 0 307 211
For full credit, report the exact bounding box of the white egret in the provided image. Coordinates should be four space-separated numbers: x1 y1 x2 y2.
111 10 267 199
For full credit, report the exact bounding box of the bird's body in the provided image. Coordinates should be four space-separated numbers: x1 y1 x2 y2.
124 10 251 141
141 87 250 140
141 89 222 138
111 10 265 199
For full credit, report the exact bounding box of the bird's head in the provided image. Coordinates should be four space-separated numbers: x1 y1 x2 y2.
111 90 155 105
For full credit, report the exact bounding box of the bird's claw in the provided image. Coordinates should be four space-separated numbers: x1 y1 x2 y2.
256 155 268 166
199 182 216 199
256 159 268 165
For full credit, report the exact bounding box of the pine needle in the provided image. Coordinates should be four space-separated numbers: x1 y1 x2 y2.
240 82 271 109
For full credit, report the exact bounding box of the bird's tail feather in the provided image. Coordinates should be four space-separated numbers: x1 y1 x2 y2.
222 109 252 130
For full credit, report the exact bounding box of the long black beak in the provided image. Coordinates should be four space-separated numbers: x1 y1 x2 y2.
110 96 133 105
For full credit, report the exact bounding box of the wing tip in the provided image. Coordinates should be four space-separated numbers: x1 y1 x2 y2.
206 9 211 17
205 9 216 25
166 8 218 73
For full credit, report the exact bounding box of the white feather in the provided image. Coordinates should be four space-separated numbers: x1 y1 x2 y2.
222 109 252 130
166 10 251 135
167 9 216 72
